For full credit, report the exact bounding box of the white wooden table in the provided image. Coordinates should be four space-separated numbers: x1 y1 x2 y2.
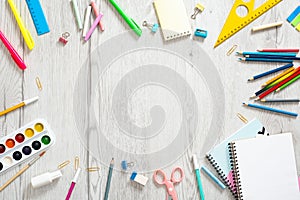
0 0 299 199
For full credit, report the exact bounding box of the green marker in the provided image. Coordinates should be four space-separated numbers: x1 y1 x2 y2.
192 154 205 200
109 0 142 36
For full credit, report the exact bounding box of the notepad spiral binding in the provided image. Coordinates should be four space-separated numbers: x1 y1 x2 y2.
228 142 243 200
206 155 232 188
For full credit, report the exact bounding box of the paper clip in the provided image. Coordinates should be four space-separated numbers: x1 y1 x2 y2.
227 45 238 56
74 156 79 170
191 3 205 19
35 77 42 91
121 160 135 170
142 21 159 33
58 160 70 169
86 167 100 172
237 113 248 124
58 32 70 45
194 29 207 38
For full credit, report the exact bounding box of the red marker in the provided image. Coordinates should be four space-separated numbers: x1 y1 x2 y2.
0 30 27 70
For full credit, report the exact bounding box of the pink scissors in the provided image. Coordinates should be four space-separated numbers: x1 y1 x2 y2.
153 167 184 200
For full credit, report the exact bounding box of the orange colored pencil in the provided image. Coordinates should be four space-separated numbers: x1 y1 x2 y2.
261 67 294 87
0 97 38 117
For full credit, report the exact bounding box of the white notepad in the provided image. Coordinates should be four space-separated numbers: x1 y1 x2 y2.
229 133 300 200
153 0 191 41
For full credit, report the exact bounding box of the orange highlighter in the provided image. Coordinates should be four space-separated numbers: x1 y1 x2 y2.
0 30 27 70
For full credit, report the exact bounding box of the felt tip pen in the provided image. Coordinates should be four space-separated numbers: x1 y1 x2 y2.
108 0 142 36
65 168 81 200
0 30 27 70
192 154 205 200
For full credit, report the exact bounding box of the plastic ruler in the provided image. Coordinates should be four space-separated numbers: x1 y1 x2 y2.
25 0 50 35
214 0 282 48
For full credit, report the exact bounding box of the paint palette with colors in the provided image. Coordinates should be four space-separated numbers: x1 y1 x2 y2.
0 119 55 174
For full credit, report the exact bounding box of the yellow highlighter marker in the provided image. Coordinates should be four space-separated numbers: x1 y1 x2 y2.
7 0 35 50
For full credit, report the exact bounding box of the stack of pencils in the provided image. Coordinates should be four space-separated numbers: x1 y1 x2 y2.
237 48 299 63
240 48 300 117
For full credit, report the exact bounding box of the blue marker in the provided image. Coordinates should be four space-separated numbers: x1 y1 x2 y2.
287 6 300 23
201 166 226 190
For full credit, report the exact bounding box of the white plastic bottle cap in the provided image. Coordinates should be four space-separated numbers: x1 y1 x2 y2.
31 170 62 189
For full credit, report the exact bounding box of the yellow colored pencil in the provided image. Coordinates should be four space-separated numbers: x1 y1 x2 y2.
261 67 294 87
0 97 38 117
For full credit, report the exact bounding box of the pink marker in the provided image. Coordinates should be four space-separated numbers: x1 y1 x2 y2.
65 168 81 200
90 1 104 31
84 13 103 41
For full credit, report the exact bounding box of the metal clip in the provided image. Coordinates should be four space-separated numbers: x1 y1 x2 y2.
191 3 205 19
142 21 159 33
59 32 70 45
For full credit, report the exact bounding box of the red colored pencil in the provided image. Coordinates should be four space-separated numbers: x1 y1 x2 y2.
256 67 300 100
257 48 299 53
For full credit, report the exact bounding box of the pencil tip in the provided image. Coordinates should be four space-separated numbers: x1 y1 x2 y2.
254 97 260 101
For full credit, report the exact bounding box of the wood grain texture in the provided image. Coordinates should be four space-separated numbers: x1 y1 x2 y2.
0 0 299 199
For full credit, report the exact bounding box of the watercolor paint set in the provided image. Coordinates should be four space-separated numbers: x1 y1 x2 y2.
0 119 55 174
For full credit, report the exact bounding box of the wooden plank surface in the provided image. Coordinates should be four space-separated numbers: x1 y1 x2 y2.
0 0 299 199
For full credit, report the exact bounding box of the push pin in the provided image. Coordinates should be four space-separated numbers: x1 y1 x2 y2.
191 3 205 19
142 21 159 33
194 28 207 38
121 160 135 171
58 32 70 45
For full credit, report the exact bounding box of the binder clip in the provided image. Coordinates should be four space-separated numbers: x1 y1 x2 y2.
191 3 205 19
142 21 159 33
58 32 70 45
130 172 149 186
194 29 207 38
121 160 135 171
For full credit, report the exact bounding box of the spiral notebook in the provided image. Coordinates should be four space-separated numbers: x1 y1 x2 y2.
229 133 300 200
153 0 191 41
206 119 267 194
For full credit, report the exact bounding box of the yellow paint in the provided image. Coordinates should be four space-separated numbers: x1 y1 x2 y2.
34 123 44 132
25 128 34 138
214 0 282 48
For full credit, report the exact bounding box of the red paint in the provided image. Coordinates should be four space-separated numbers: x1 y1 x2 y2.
15 133 25 143
5 139 15 148
0 144 5 153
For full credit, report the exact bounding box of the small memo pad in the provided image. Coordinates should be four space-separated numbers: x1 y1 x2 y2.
153 0 191 41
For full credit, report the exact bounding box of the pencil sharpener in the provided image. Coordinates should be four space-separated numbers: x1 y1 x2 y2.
194 29 207 38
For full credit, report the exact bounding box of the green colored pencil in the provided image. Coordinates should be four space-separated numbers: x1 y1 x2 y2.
276 74 300 92
104 158 114 200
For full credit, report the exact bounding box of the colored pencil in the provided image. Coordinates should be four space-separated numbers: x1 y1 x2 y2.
260 99 300 103
257 48 299 53
237 51 297 57
0 151 46 192
248 63 293 81
239 57 293 63
256 68 300 100
265 69 297 89
243 103 298 117
262 67 295 87
245 55 300 60
275 74 300 92
104 158 114 200
0 96 39 117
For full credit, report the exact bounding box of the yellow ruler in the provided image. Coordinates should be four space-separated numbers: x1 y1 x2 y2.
214 0 282 48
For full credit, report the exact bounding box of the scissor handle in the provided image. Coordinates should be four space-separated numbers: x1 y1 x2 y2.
153 169 167 185
170 167 184 183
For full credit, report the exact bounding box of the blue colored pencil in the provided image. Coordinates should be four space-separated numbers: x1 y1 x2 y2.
248 63 293 81
245 55 300 60
201 166 226 190
243 103 298 117
239 57 293 63
237 51 297 57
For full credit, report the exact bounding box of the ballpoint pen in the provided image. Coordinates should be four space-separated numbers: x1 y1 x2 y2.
0 30 27 70
108 0 142 36
7 0 35 50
